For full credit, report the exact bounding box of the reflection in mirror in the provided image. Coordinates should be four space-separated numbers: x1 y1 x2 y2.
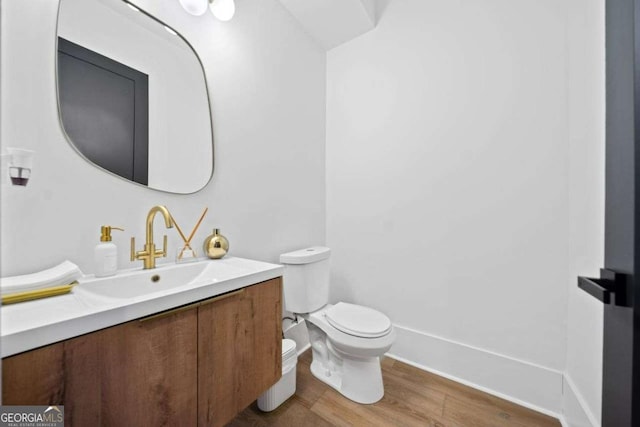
56 0 213 194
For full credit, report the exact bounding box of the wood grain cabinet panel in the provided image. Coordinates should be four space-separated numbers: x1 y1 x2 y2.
64 306 198 426
2 343 65 405
198 278 282 427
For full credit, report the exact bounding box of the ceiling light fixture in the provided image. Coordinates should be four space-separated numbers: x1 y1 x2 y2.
178 0 208 16
209 0 235 21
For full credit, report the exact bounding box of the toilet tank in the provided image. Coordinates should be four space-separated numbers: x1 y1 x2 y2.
280 247 331 314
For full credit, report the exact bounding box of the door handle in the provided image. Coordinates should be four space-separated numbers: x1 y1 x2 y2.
578 268 632 306
578 276 614 304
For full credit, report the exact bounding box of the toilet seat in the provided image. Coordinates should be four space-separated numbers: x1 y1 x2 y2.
305 304 396 359
325 302 392 338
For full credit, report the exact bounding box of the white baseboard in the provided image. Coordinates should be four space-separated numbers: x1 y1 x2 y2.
387 324 564 418
562 374 600 427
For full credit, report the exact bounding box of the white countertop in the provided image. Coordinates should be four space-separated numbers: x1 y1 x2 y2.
1 256 284 357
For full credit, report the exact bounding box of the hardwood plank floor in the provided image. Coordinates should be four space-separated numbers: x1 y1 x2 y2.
228 350 561 427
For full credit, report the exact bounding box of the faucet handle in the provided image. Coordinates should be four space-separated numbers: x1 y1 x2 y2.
130 237 136 261
161 235 168 257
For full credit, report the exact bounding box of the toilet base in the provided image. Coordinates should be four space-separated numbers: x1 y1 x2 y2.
309 341 385 404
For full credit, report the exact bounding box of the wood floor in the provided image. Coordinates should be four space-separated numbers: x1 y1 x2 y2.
228 350 561 427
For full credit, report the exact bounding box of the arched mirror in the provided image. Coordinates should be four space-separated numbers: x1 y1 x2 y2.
56 0 213 194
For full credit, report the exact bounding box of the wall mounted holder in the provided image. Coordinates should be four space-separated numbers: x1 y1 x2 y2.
2 148 34 187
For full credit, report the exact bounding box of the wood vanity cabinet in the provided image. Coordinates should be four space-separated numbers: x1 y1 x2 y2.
2 277 282 427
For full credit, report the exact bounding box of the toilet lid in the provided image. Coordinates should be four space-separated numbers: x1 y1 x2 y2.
282 339 297 362
325 302 392 338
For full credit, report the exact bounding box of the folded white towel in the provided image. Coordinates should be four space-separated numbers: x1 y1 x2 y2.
0 261 83 295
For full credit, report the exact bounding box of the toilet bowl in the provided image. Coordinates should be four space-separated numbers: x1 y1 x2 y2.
280 247 396 404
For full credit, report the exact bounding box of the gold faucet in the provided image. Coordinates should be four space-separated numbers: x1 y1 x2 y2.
130 205 174 269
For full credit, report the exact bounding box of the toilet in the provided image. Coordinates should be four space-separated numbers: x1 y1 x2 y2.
280 247 396 404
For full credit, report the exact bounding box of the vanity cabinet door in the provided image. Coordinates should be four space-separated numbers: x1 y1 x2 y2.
2 342 65 405
64 305 198 426
198 278 283 427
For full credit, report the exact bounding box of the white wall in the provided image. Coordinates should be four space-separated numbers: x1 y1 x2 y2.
0 0 326 276
327 0 570 413
564 0 605 424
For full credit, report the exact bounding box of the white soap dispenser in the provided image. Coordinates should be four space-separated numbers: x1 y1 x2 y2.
95 225 124 277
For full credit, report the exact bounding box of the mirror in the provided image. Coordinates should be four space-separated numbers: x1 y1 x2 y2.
56 0 213 194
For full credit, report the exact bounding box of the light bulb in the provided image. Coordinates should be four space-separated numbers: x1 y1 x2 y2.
178 0 208 16
209 0 235 21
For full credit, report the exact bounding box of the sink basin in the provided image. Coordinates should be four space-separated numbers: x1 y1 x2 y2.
75 261 209 303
